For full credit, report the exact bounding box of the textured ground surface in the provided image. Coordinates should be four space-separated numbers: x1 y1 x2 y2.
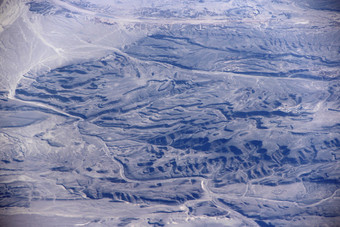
0 0 340 226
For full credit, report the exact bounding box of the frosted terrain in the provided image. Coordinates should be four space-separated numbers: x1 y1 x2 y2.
0 0 339 226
